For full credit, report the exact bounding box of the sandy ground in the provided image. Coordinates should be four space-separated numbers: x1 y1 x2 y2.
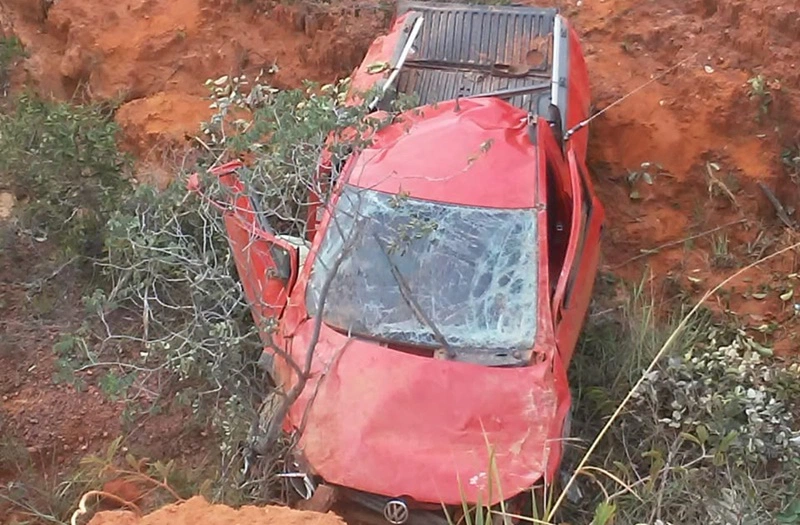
87 496 347 525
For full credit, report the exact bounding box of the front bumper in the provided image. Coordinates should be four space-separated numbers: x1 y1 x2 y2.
289 474 520 525
285 466 449 525
338 486 451 525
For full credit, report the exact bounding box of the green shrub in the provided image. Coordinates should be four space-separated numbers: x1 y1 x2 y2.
569 282 800 525
0 35 24 69
0 35 25 92
0 93 130 255
633 328 800 466
70 75 399 502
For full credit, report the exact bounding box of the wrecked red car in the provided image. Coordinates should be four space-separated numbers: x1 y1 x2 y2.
207 1 604 523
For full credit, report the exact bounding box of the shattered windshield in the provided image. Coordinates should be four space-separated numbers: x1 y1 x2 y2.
306 186 539 361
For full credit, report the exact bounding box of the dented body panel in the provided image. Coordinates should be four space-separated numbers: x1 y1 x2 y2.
347 99 538 209
280 318 570 506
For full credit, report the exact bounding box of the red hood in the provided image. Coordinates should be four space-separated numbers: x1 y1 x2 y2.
282 319 570 506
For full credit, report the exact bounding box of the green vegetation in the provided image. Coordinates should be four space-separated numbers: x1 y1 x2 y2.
0 35 25 90
783 143 800 182
747 74 779 120
2 72 402 519
445 277 799 525
0 94 130 255
711 232 736 269
562 279 800 524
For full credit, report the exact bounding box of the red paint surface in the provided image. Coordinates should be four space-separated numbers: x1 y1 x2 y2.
347 98 537 209
348 12 414 99
272 99 592 506
283 319 570 506
565 24 593 162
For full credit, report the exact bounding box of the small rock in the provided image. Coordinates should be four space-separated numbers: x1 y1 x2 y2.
0 192 15 219
704 65 714 73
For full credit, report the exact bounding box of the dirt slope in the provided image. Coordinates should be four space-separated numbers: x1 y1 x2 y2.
2 0 386 181
86 496 346 525
563 0 800 353
4 0 799 328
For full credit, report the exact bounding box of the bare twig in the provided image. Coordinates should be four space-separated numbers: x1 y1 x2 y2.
649 435 683 523
250 217 363 455
112 469 184 502
605 449 712 501
758 181 795 229
264 334 305 382
609 219 746 269
705 162 740 209
0 493 62 524
372 232 455 359
577 466 643 503
295 338 351 438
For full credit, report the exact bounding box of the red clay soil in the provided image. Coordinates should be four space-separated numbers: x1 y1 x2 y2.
2 0 387 183
86 496 347 525
558 0 800 354
0 234 215 524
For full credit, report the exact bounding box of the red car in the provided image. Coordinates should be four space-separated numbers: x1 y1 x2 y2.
207 2 604 523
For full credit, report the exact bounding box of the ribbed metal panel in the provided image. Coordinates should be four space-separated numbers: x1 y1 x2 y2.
396 1 557 113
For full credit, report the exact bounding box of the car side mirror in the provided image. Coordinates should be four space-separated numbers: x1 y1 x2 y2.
276 234 312 276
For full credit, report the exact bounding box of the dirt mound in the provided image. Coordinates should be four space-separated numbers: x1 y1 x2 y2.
87 496 347 525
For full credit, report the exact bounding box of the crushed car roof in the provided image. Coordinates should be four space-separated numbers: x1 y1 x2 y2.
347 97 540 209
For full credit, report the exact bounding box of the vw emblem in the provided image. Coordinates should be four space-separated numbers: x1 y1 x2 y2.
383 499 410 525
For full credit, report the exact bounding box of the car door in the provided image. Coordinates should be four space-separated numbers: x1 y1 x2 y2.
551 144 604 365
209 163 299 329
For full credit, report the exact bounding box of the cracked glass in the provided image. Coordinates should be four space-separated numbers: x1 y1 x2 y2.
306 185 538 359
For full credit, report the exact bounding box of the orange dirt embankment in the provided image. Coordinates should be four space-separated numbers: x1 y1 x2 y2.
87 496 346 525
558 0 800 354
2 0 386 184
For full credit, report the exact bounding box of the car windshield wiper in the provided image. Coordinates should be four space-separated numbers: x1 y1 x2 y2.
372 233 456 360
